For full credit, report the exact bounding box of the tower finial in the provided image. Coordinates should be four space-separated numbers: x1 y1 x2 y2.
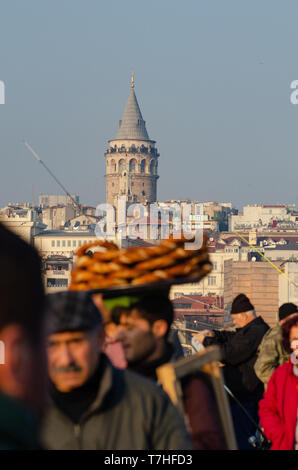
131 70 134 89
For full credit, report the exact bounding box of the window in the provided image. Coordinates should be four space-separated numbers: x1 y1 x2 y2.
57 240 60 247
67 240 71 247
47 278 68 288
129 159 137 172
111 159 116 172
208 276 216 286
119 160 126 172
51 240 55 247
73 240 76 247
212 261 217 270
62 240 66 247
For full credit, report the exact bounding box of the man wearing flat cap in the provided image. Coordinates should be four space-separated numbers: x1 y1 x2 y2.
41 291 192 450
194 293 269 450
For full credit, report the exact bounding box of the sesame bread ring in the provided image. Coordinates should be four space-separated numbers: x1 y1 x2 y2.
170 247 193 260
71 269 96 283
131 273 162 285
75 255 94 269
164 262 194 277
187 263 213 278
144 244 173 257
187 252 210 266
117 247 151 265
89 261 122 274
69 282 89 291
107 268 145 280
134 254 176 271
152 270 171 280
93 250 121 262
88 278 129 289
76 240 118 257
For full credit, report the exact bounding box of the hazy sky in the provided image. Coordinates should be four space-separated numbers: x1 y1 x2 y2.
0 0 298 210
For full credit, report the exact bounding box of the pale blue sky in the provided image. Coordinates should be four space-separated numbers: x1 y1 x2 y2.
0 0 298 209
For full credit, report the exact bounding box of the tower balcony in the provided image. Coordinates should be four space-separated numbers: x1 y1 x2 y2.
105 145 159 157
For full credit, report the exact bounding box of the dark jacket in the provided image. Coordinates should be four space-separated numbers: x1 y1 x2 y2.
203 316 269 403
41 354 192 450
0 392 40 450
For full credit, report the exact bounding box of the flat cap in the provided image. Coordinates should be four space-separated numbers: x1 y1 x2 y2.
44 291 102 335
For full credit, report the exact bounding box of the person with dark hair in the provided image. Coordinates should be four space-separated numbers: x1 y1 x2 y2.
41 291 192 450
259 313 298 450
254 303 298 388
115 293 182 381
114 292 227 450
0 222 46 449
194 293 269 449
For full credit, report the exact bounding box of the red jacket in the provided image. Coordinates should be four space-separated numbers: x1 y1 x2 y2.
258 361 298 450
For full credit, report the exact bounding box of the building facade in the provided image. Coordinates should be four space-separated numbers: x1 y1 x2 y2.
224 259 280 326
34 230 98 259
39 194 80 208
0 205 45 244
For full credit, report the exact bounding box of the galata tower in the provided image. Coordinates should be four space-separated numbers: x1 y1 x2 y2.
105 74 159 208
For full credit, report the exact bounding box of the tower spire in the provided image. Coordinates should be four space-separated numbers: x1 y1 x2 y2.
131 70 134 89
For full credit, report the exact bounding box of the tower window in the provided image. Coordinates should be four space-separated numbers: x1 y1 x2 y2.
119 159 126 172
111 159 116 172
129 159 137 172
140 160 146 173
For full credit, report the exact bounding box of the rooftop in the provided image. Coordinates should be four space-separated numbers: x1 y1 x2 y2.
115 82 150 141
35 230 96 238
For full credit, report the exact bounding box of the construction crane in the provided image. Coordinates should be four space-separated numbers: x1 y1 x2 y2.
23 140 95 227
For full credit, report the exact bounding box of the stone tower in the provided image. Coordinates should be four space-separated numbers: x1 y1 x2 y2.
105 74 159 208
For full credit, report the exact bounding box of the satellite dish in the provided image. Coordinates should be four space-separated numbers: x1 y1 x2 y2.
73 221 81 230
64 220 71 228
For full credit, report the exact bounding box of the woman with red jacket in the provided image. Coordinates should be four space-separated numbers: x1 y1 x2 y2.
258 313 298 450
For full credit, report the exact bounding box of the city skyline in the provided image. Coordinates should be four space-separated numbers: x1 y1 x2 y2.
0 1 298 210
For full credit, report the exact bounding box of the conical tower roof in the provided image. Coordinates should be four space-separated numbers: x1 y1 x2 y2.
115 79 150 141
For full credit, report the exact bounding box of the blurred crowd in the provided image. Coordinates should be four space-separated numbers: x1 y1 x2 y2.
0 222 297 451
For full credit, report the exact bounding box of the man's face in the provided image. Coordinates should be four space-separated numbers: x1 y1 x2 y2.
115 310 157 365
231 313 248 328
47 329 103 392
